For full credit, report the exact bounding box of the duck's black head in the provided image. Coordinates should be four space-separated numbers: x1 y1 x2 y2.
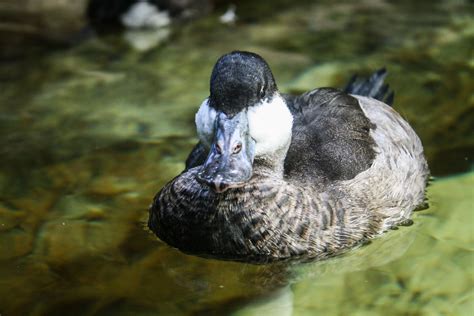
195 51 293 193
209 51 278 116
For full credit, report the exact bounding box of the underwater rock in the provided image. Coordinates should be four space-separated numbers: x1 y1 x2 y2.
0 226 34 260
0 203 24 232
86 175 138 196
0 203 35 260
0 200 40 260
0 0 88 47
27 139 193 265
36 217 130 264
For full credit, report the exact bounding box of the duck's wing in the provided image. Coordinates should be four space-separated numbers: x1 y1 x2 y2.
283 88 376 184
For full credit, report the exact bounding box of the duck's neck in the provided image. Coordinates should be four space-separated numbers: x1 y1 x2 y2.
252 145 288 180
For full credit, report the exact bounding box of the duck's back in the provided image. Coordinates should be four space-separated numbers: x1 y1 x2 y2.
283 88 376 184
284 90 428 227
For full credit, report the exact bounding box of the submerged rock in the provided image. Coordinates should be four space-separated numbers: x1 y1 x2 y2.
0 0 88 53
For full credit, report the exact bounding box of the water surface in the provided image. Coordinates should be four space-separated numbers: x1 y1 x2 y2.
0 1 473 315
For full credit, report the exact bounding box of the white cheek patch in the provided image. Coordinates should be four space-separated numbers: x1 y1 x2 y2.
195 99 217 148
247 94 293 156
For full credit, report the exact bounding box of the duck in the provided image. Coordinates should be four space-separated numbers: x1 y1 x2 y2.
148 51 429 263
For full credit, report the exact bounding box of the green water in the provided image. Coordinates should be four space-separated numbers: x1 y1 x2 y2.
0 1 473 315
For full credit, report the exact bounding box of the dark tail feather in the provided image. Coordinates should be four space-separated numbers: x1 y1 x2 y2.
344 68 395 106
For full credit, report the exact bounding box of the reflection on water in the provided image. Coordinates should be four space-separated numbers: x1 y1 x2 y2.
0 0 473 315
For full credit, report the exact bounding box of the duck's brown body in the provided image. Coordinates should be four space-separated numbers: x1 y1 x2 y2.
150 167 382 262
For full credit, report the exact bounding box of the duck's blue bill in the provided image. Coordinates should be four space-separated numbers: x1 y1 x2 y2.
196 111 255 193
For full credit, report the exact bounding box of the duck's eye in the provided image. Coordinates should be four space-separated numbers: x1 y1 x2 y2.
259 86 265 99
232 142 242 154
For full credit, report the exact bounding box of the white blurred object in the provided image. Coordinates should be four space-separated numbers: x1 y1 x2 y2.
219 4 237 25
121 0 171 29
123 28 170 51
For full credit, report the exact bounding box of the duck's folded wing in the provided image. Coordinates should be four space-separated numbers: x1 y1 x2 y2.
284 88 377 183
